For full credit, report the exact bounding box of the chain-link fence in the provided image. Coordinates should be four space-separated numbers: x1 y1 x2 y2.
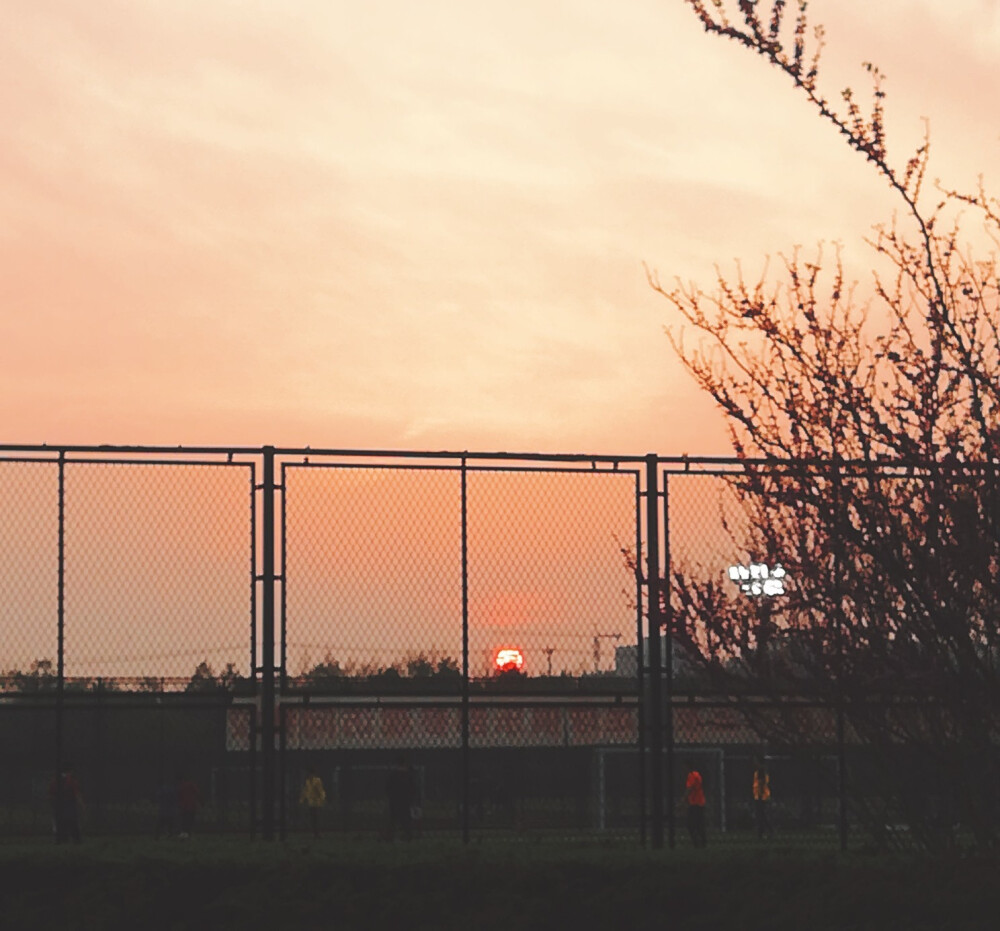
659 458 1000 852
0 448 256 839
1 446 996 850
276 455 643 840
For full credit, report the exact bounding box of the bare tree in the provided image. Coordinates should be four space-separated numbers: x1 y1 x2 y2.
657 0 1000 851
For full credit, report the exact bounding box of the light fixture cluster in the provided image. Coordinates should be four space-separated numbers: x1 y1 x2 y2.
727 562 787 597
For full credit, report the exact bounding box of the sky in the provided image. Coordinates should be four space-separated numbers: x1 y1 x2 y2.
2 0 999 680
2 0 999 457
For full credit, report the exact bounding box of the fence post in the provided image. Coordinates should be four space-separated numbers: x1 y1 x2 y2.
460 457 470 844
662 471 675 849
249 702 258 841
634 479 647 847
261 446 276 841
645 455 664 849
54 451 66 841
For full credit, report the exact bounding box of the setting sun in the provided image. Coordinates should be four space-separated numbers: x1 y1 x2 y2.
494 647 525 673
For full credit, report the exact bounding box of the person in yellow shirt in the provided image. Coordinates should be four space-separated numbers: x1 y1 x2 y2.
752 757 773 840
300 766 326 839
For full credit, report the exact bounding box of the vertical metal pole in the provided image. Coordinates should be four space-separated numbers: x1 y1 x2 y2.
94 683 104 830
278 463 288 841
460 458 470 844
832 461 848 852
158 678 165 810
645 454 664 849
280 463 288 694
261 446 276 841
250 462 258 684
663 472 676 849
278 703 287 841
55 451 66 840
249 703 258 840
634 478 647 847
248 461 257 837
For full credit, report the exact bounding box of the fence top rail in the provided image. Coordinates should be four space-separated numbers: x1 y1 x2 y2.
0 444 649 463
1 445 997 473
0 444 263 456
280 460 642 477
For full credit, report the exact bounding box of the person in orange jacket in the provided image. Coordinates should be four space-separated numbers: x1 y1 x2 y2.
684 766 707 848
753 757 773 839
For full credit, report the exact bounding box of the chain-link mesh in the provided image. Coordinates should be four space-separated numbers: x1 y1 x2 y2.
57 701 252 836
664 466 845 691
278 703 459 835
0 697 252 837
661 467 848 847
659 463 1000 850
665 701 840 848
2 448 995 848
0 461 59 688
63 462 252 686
282 465 463 690
466 468 638 680
0 704 56 833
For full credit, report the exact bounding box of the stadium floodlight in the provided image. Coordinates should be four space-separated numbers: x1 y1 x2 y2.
728 562 787 597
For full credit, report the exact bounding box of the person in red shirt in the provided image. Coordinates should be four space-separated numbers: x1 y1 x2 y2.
176 772 201 839
684 767 707 848
48 762 84 844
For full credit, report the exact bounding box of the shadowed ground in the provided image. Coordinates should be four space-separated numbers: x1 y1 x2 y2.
1 835 997 930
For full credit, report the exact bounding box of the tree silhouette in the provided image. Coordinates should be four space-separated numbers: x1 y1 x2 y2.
185 660 221 693
662 0 1000 852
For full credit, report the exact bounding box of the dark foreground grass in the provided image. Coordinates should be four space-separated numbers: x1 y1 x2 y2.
0 835 997 931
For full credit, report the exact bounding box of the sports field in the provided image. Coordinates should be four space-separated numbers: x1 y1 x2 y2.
1 834 996 930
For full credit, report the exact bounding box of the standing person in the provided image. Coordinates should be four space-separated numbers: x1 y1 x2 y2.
387 753 416 841
684 765 707 848
176 772 200 839
154 778 177 839
299 765 326 839
753 757 773 839
48 762 84 844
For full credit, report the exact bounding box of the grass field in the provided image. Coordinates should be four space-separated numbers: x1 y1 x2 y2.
1 833 997 930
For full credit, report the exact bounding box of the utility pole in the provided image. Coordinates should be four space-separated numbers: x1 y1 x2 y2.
593 632 622 673
542 647 555 676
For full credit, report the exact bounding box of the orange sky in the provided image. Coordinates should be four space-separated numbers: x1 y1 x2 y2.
1 457 644 680
2 0 998 456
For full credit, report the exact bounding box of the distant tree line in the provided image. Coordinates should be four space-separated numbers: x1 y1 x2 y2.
1 650 641 695
299 650 461 686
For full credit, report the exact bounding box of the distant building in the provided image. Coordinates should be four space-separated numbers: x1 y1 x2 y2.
614 638 703 681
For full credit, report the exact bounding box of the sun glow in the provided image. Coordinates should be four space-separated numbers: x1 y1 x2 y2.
494 647 525 673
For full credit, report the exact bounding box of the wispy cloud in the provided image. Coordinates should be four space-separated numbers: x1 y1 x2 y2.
1 0 995 451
